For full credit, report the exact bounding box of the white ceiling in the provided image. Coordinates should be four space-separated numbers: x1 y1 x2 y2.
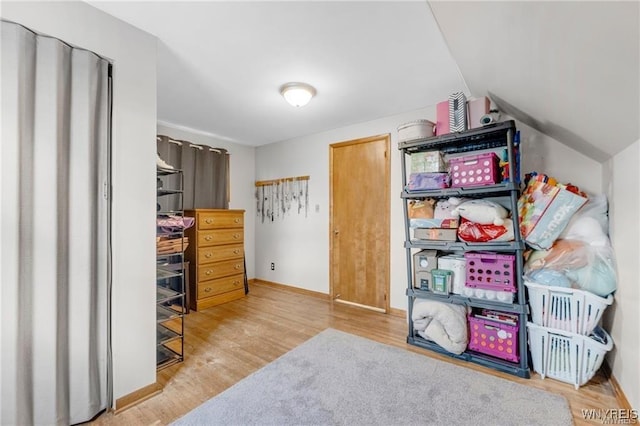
89 1 468 146
89 1 639 158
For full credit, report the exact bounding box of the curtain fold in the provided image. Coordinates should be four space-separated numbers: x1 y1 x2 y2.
1 21 109 425
157 137 229 210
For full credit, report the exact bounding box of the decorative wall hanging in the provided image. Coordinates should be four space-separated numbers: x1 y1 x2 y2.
255 176 310 223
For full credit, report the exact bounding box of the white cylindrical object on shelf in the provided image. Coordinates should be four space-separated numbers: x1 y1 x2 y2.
484 290 496 300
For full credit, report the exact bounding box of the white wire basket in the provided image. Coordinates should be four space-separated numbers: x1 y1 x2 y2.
527 322 613 389
525 281 613 335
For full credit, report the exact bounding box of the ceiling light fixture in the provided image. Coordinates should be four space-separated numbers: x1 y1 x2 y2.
280 82 316 107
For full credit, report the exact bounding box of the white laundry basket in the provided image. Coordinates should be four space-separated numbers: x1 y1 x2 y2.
525 281 613 335
527 322 613 389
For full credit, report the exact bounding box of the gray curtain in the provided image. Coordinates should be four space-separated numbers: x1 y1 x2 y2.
157 136 229 210
1 21 110 425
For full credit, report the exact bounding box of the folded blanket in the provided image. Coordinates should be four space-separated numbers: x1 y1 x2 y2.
412 299 469 355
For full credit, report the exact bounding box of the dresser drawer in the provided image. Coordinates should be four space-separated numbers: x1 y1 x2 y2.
198 211 244 230
197 274 244 299
198 244 243 265
197 229 244 247
184 209 246 311
198 258 244 282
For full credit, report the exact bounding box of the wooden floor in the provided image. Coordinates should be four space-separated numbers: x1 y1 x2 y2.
92 281 621 425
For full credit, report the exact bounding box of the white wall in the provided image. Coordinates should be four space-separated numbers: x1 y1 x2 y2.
156 123 257 279
255 107 435 310
255 108 599 310
516 119 602 194
1 1 158 402
603 140 640 409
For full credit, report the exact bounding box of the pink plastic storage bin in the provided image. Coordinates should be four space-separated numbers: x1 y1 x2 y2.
465 252 516 293
468 315 519 362
450 152 500 188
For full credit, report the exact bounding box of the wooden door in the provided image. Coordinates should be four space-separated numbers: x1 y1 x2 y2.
330 134 390 312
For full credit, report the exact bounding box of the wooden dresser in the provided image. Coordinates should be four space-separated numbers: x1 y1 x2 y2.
184 209 245 311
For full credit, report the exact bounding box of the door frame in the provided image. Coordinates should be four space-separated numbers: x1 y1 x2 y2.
329 134 391 313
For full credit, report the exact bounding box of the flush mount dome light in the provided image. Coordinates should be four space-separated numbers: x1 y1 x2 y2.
280 82 316 107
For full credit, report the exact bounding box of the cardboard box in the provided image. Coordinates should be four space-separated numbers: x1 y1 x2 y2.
413 250 438 289
414 228 457 241
415 271 432 291
414 249 438 272
411 151 446 173
408 199 436 220
409 218 459 229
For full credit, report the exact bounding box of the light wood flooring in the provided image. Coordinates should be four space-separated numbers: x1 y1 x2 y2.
92 281 621 425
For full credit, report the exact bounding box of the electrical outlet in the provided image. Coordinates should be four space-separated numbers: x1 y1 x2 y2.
270 262 275 271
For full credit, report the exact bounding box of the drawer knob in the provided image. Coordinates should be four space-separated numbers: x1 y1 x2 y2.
233 249 240 255
205 270 213 275
233 233 240 239
205 253 212 258
205 236 213 241
234 218 240 223
233 280 240 285
204 287 212 293
205 218 213 224
234 264 241 270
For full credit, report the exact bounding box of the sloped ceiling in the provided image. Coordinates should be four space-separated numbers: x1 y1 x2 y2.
88 1 467 146
430 1 640 161
88 1 639 157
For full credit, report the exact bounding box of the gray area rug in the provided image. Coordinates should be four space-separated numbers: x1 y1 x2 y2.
172 328 572 426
